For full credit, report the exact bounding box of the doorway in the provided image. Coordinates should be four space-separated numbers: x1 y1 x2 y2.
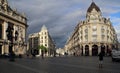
85 45 89 56
92 45 98 56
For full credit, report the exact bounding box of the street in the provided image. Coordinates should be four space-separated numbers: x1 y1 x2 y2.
0 56 120 73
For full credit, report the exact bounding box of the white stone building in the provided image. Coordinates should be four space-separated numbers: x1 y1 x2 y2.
0 0 28 56
65 2 119 56
28 25 55 56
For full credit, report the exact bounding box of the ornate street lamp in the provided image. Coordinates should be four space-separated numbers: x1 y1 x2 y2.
15 31 18 41
6 24 15 61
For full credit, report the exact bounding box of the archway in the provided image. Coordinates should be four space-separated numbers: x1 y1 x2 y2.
85 45 89 56
92 45 98 56
106 45 111 56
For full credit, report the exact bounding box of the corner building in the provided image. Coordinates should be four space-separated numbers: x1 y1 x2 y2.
28 25 56 57
0 0 28 55
65 2 118 56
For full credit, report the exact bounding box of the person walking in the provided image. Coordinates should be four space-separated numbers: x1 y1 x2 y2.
41 50 44 59
98 51 104 68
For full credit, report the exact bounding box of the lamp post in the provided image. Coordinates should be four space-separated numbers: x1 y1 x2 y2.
6 24 15 61
3 39 7 55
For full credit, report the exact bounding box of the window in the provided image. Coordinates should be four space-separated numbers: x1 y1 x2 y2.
92 26 97 31
107 30 109 33
101 35 105 40
0 24 2 39
41 40 43 43
45 40 47 43
85 29 88 33
101 26 105 33
45 44 47 47
41 37 43 39
92 31 97 35
92 36 97 42
45 36 47 39
85 35 88 42
45 32 47 35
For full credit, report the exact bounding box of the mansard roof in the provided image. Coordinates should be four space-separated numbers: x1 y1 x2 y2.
87 2 101 12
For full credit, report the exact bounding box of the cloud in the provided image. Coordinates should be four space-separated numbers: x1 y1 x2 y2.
8 0 120 48
110 16 120 41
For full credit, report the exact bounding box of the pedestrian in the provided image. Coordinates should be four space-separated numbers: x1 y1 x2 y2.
9 51 15 62
98 51 104 68
41 50 44 59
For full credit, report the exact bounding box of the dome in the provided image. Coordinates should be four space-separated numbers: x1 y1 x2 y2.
87 2 101 12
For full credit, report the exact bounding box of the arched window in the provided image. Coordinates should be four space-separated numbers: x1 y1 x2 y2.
92 45 98 56
85 45 89 56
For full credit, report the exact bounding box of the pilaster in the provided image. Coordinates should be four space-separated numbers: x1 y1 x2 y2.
3 21 8 40
98 44 101 53
83 45 85 56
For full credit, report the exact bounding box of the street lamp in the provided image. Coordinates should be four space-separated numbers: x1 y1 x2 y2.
3 39 7 55
15 31 18 41
6 24 15 61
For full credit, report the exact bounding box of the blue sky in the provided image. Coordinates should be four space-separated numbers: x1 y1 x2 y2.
8 0 120 48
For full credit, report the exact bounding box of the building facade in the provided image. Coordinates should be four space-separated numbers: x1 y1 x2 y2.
64 2 118 56
0 0 28 56
28 25 56 57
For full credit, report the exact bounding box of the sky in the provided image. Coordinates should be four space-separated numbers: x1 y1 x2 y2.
8 0 120 48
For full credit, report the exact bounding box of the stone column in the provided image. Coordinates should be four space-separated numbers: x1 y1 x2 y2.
3 21 8 39
98 44 101 53
105 44 107 55
83 45 85 56
3 21 9 54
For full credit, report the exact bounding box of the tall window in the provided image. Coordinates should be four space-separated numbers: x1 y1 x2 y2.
92 26 97 31
85 35 88 42
101 26 105 41
101 26 105 33
85 29 88 34
41 37 43 39
0 24 2 39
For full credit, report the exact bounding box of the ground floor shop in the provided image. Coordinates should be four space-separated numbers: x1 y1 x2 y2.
68 43 117 56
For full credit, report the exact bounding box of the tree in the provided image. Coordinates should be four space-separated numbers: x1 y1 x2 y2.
38 45 47 53
38 45 48 58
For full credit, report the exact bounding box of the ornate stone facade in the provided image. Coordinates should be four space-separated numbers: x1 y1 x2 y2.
0 0 28 55
64 2 118 56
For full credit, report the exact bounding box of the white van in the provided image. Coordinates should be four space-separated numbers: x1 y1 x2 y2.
111 49 120 62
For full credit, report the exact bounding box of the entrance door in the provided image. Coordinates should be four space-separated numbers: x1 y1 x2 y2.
101 45 105 56
92 45 98 56
85 45 89 56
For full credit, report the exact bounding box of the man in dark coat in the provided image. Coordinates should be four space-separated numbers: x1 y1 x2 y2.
98 51 104 68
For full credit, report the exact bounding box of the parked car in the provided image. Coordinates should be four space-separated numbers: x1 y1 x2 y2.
111 49 120 62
